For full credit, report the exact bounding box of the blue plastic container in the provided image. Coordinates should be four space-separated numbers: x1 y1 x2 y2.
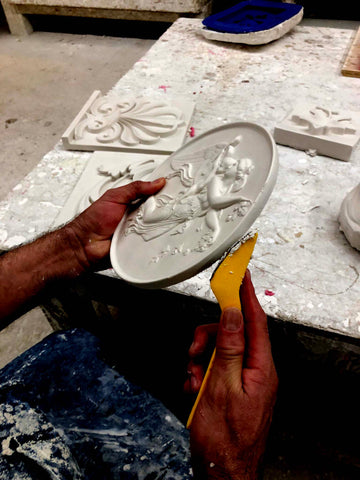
203 0 303 34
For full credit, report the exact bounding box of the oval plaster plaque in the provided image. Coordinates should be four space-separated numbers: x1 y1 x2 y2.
110 122 278 288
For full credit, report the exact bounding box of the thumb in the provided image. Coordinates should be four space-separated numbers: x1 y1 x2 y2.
113 178 166 203
211 308 245 386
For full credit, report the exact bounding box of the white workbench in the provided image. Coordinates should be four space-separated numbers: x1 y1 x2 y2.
1 18 360 339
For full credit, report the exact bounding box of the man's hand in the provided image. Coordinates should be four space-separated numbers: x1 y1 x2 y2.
64 178 166 272
185 270 278 480
0 179 165 324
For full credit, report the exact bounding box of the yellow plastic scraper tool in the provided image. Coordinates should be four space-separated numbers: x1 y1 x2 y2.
186 232 258 429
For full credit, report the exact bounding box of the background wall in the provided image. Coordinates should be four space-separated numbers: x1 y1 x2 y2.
211 0 359 20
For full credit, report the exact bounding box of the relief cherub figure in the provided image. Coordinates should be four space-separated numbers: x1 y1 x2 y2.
125 135 254 248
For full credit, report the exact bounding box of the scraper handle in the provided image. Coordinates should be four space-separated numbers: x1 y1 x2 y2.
186 302 241 429
186 234 256 429
186 348 216 429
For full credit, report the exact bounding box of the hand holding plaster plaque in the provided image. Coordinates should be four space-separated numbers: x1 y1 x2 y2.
77 157 162 213
110 122 278 288
53 152 167 228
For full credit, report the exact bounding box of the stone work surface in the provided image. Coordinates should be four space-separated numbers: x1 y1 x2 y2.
1 19 360 339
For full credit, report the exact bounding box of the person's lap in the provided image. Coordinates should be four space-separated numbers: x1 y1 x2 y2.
0 328 191 480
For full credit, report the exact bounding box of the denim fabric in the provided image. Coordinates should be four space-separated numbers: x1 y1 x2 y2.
0 328 191 480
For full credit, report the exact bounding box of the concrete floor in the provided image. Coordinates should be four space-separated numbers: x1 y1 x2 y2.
0 11 163 368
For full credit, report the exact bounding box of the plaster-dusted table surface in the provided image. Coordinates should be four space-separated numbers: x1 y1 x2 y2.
1 18 360 340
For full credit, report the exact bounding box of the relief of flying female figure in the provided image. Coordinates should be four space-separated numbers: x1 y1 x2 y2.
125 135 255 249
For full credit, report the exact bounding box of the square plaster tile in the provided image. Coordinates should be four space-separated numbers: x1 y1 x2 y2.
274 105 360 161
62 90 195 155
54 150 167 227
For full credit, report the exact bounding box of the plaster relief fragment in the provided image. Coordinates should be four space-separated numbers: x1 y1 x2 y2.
274 105 360 161
339 183 360 251
62 91 195 154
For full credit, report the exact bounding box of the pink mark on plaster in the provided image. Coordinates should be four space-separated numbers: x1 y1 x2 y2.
159 85 171 93
189 127 195 137
265 290 275 296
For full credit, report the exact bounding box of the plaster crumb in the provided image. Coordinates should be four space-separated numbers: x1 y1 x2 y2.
38 444 53 461
1 438 14 456
277 231 291 243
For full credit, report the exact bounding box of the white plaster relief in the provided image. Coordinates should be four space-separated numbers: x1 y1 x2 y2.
125 136 254 254
53 151 166 227
339 183 360 251
62 90 195 154
274 105 360 161
290 107 356 136
110 122 278 288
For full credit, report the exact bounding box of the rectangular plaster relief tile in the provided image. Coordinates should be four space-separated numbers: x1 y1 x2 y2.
53 150 167 227
62 90 195 155
274 105 360 161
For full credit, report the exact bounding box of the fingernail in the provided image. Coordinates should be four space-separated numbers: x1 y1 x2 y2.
222 308 242 331
153 177 165 185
